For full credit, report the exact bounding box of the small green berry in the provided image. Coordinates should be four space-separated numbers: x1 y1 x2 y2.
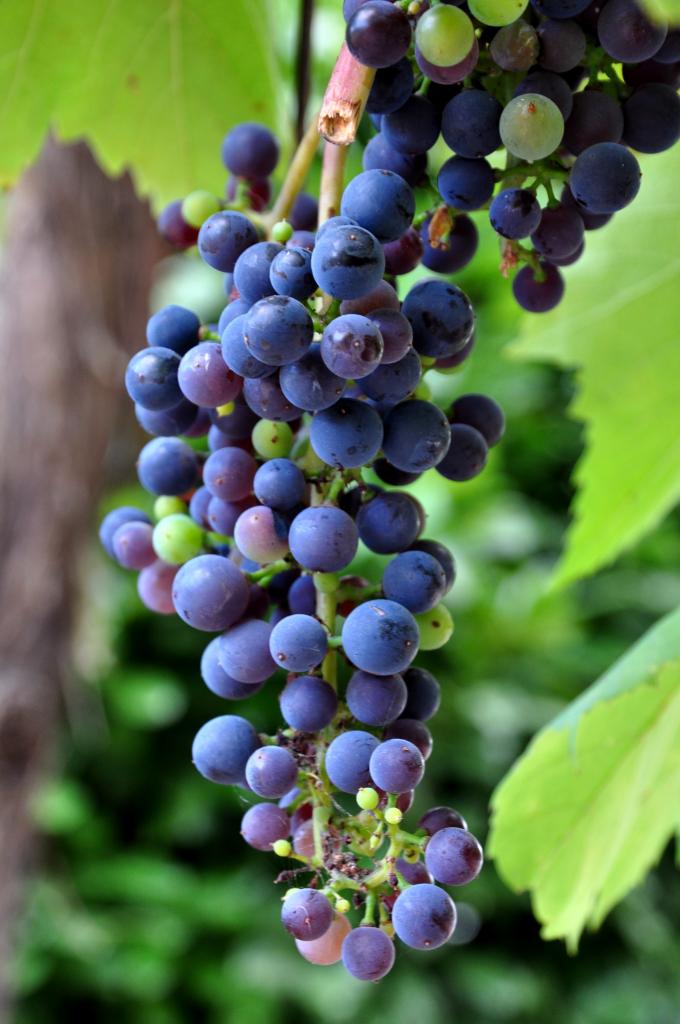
357 787 380 811
335 897 351 914
384 807 403 825
181 189 222 228
154 495 186 520
273 839 292 857
272 220 293 243
252 418 294 458
415 603 454 651
152 514 204 565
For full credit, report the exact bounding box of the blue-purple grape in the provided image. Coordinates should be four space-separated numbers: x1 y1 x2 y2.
325 730 380 792
342 599 419 675
392 884 456 949
192 714 259 785
279 675 338 731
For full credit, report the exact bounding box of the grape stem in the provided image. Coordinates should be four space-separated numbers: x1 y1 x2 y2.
319 43 376 146
266 115 321 229
318 141 348 225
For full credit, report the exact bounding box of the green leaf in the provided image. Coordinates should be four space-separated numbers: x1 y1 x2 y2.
489 605 680 950
509 146 680 589
0 1 283 207
639 0 680 22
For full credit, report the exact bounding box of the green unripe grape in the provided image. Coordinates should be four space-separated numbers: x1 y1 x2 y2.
252 419 294 458
415 6 475 67
415 603 454 651
335 897 351 914
468 0 529 27
500 94 564 162
357 787 380 811
384 807 403 825
154 495 186 520
272 220 293 243
273 839 292 857
152 514 204 565
181 190 222 228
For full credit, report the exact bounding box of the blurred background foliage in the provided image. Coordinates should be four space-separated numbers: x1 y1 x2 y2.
8 1 680 1022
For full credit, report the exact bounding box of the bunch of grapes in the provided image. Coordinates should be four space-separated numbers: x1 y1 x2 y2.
342 0 680 311
100 0 680 980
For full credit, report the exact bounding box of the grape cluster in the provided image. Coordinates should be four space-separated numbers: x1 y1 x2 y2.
341 0 680 311
101 110 501 977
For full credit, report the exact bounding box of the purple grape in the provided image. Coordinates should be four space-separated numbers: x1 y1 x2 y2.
279 345 346 413
392 883 456 949
402 666 441 721
383 228 425 276
100 506 151 558
241 802 290 851
137 437 199 496
282 889 333 940
436 423 488 482
342 599 419 675
359 348 421 404
346 1 412 68
218 618 276 683
382 95 441 155
203 447 257 502
243 296 314 367
419 805 468 835
234 505 289 563
269 614 328 672
512 261 565 312
233 241 283 304
531 206 585 260
321 314 384 379
490 188 542 240
289 506 359 572
420 214 478 274
290 192 319 231
242 376 303 422
341 926 395 980
172 554 250 631
146 305 200 354
382 550 446 613
325 730 380 793
200 637 265 700
137 561 178 614
363 134 428 188
564 89 624 154
368 309 413 364
384 717 433 759
357 491 422 554
382 400 452 473
597 0 667 63
424 826 484 885
369 737 424 793
221 123 279 178
111 520 156 570
198 211 259 273
346 671 407 727
192 714 259 785
280 675 338 732
126 347 182 411
340 169 415 244
441 89 502 157
310 397 384 469
450 393 505 447
245 745 298 798
402 279 474 358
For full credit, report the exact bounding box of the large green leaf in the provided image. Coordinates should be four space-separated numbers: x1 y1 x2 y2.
510 146 680 589
0 1 283 207
489 605 680 950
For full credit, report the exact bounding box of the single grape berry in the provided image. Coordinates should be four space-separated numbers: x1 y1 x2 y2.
425 826 484 885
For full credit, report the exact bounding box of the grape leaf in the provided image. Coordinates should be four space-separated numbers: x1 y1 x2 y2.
0 0 283 207
489 605 680 950
509 146 680 589
640 0 680 21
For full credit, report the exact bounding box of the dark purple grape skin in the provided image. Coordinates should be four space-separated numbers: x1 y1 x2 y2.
419 805 468 834
382 96 441 156
546 239 585 266
357 491 422 554
172 554 250 632
147 304 200 354
241 802 290 851
569 142 641 214
367 309 413 364
346 1 412 68
531 206 585 260
245 745 298 798
111 521 155 570
563 90 624 154
373 459 421 486
367 57 415 114
622 83 680 153
290 192 319 231
198 211 259 273
512 261 565 313
288 574 316 615
192 714 259 786
420 214 478 274
622 58 680 88
424 826 484 885
392 883 457 949
383 228 425 276
400 667 441 722
280 675 338 732
242 376 303 423
436 424 488 482
359 348 421 404
402 279 474 359
537 18 586 71
369 737 424 793
441 89 502 158
490 188 542 241
325 730 380 793
135 399 199 437
437 156 495 211
382 400 452 473
450 394 505 447
363 133 429 188
200 637 265 700
221 122 279 178
382 550 446 614
310 397 384 470
100 507 152 558
342 600 419 676
218 618 276 684
289 506 359 573
384 717 433 759
137 437 199 496
409 540 456 592
561 185 612 230
125 347 182 412
341 168 415 244
341 926 395 981
281 889 333 941
346 671 408 727
157 200 199 249
531 0 592 18
320 314 384 380
597 0 667 63
395 858 433 885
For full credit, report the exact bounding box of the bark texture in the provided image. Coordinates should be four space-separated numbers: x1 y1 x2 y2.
0 138 160 1015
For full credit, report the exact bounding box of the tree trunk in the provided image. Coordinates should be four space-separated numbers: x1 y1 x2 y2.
0 138 160 1016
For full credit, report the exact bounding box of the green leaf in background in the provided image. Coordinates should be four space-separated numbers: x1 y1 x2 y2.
0 1 283 208
509 146 680 589
489 605 680 950
639 0 680 21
